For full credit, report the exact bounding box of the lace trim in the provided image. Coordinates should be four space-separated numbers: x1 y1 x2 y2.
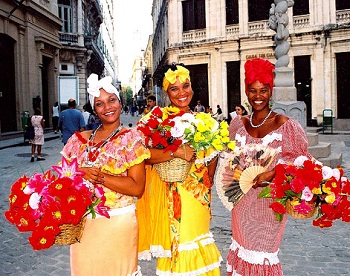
229 239 280 265
156 259 222 276
195 150 220 165
150 245 172 258
226 261 243 276
178 232 215 252
138 250 152 261
235 132 283 148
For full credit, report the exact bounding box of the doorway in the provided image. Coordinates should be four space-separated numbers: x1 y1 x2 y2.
186 64 209 111
336 52 350 119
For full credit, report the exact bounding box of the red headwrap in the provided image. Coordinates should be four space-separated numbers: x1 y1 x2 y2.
244 58 275 91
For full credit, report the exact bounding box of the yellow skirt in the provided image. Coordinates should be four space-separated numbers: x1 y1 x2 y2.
71 211 139 276
137 166 222 275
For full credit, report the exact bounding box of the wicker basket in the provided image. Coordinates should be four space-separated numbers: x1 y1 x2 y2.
286 200 317 219
154 158 192 182
54 217 87 245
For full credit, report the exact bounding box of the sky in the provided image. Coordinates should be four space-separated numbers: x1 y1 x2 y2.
115 0 153 84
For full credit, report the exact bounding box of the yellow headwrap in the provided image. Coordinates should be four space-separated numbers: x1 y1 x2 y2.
162 65 191 91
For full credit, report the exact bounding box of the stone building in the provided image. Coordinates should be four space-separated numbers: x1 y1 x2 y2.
151 0 350 128
0 0 117 132
0 0 61 132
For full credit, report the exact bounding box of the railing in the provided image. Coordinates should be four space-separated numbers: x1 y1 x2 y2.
248 20 270 33
226 24 239 37
293 14 310 29
59 32 79 44
336 9 350 24
182 28 206 42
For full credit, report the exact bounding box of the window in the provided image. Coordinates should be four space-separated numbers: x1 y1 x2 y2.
293 0 309 15
248 0 271 22
336 0 350 10
58 0 72 32
226 0 239 25
182 0 206 32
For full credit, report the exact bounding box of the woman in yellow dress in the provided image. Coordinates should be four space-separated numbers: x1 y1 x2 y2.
137 64 222 275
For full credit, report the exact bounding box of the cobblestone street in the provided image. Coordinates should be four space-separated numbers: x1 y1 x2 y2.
0 113 349 275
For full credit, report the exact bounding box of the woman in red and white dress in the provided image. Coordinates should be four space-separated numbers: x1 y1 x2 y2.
226 58 312 275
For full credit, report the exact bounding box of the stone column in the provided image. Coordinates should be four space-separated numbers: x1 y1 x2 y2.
269 0 307 128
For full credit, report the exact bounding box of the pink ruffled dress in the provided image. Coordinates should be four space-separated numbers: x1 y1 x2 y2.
226 116 311 276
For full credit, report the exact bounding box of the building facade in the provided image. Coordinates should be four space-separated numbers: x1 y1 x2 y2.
0 0 61 132
151 0 350 128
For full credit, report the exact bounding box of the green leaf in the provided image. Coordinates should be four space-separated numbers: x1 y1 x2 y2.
258 187 272 198
275 212 284 222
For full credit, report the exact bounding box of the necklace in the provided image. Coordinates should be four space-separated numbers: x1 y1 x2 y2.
84 124 123 166
249 109 273 128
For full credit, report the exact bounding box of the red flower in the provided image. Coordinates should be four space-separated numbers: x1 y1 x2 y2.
269 201 286 214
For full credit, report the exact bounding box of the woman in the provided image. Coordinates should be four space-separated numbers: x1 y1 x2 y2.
61 74 150 276
229 105 248 120
30 108 45 162
225 58 311 275
137 64 222 275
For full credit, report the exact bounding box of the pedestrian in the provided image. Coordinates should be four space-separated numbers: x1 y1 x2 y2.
194 100 205 113
223 58 312 275
58 99 85 145
82 104 91 126
230 104 248 120
61 73 150 275
144 95 157 114
30 108 45 162
137 64 222 275
52 101 59 134
213 104 223 121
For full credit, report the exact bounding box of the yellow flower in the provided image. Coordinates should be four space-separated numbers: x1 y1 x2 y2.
194 132 205 142
325 193 335 204
227 141 236 150
104 191 117 207
196 121 209 132
312 187 322 195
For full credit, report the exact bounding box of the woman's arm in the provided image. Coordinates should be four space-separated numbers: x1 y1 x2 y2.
80 162 147 198
146 144 195 165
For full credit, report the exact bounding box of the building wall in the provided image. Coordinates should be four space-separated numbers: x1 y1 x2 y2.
153 0 350 125
0 0 61 131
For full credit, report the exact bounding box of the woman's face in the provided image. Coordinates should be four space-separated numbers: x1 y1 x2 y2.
235 106 244 115
166 78 193 110
94 89 121 124
246 80 271 112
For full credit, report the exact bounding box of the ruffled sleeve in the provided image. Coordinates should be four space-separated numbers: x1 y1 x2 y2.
99 129 150 175
60 132 86 161
279 119 312 163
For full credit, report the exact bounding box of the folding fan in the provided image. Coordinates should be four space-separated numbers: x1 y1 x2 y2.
214 144 279 211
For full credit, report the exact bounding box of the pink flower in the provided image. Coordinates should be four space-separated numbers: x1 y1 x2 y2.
52 157 85 179
301 186 313 202
294 200 313 215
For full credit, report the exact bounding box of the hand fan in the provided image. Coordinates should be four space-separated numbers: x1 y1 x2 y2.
214 144 279 211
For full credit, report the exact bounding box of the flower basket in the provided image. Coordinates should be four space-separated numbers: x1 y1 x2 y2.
154 158 192 182
286 199 317 220
54 217 87 245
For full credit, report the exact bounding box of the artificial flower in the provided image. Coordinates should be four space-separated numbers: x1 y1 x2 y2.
5 156 110 250
137 106 235 163
259 156 350 228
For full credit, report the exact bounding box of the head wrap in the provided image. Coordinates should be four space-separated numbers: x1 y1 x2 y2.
244 58 275 91
162 65 191 91
87 73 120 109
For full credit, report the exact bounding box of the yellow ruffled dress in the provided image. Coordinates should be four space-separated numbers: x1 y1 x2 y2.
137 149 222 275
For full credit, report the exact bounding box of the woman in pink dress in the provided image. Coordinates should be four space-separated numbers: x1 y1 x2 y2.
30 108 45 162
226 58 311 275
61 74 150 276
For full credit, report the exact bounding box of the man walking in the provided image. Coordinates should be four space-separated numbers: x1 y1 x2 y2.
58 99 85 145
194 100 205 113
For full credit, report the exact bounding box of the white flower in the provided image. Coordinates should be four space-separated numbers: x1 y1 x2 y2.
332 168 341 181
171 116 194 138
322 166 334 180
294 156 309 166
301 186 313 201
29 192 41 210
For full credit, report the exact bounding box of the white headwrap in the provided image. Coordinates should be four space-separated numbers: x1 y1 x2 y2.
87 73 120 109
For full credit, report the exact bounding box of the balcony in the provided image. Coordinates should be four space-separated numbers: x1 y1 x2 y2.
59 32 79 46
337 9 350 25
182 29 206 43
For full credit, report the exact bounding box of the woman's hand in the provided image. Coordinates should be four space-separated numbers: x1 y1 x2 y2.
252 170 275 189
174 144 195 162
79 167 105 186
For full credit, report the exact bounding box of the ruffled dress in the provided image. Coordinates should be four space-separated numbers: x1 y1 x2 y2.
226 116 311 276
137 150 223 275
31 115 44 145
61 129 150 276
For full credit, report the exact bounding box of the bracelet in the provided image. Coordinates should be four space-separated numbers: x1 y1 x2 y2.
170 152 174 159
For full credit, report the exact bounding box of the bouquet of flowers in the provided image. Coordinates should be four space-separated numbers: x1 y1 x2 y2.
4 157 109 250
137 106 235 163
259 156 350 228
